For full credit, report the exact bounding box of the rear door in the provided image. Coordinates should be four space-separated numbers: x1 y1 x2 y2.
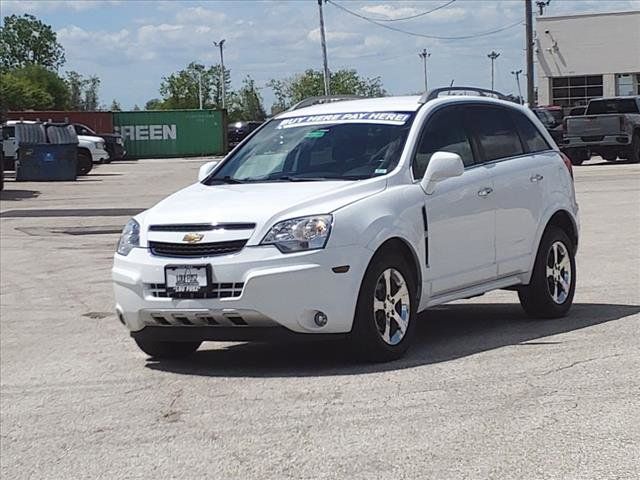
414 106 496 296
465 105 549 277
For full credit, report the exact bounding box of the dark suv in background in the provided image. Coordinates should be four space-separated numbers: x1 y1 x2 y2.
227 121 263 149
72 123 126 160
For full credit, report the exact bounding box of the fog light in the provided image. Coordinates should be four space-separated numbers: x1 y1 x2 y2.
314 311 328 327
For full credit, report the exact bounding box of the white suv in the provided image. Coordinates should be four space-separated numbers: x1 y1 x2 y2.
113 88 579 362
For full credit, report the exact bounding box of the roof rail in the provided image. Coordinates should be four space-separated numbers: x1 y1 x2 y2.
288 95 365 111
419 86 508 104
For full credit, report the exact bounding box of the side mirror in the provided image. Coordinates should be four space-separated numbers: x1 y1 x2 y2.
420 151 464 195
198 160 219 182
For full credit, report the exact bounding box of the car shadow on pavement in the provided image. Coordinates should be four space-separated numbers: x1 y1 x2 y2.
0 189 41 201
145 302 640 378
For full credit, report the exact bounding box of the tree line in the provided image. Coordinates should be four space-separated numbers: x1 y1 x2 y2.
0 14 102 111
1 13 387 120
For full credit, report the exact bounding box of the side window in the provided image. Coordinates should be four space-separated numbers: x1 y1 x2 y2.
412 107 474 179
466 106 524 162
511 111 551 153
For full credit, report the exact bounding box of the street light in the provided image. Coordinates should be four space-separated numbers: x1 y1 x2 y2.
418 49 430 92
511 69 523 104
213 39 226 109
487 50 500 90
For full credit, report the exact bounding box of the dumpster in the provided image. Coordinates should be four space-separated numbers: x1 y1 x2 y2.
15 144 78 181
15 123 78 181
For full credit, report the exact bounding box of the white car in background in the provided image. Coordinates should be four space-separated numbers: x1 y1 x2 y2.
113 88 579 362
2 120 109 166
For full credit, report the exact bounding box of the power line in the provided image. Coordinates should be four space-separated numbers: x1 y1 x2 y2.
352 0 457 22
327 0 522 41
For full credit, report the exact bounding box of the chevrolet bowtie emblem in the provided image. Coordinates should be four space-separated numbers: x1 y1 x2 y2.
183 233 205 243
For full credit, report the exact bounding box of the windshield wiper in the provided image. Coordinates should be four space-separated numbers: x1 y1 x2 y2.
266 175 366 182
209 176 248 184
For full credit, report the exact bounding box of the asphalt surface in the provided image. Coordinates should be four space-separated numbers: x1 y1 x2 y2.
1 157 639 479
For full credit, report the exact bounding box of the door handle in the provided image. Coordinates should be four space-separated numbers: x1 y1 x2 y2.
530 174 544 182
477 187 493 197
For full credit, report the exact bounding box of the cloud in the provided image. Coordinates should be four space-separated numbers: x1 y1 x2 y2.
360 4 422 20
307 28 360 44
175 6 226 24
2 0 122 14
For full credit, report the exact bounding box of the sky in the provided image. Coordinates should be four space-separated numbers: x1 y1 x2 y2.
3 0 639 110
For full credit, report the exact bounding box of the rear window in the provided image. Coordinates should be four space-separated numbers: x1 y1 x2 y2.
511 112 551 153
466 106 524 162
586 99 639 115
2 126 15 139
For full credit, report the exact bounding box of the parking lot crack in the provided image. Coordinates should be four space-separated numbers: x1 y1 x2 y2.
537 353 623 376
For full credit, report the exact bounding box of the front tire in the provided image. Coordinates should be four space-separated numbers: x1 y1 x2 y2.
135 339 201 359
630 132 640 164
77 151 93 175
350 252 417 362
518 226 576 318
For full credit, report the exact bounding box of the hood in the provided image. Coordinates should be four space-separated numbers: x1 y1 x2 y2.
140 178 385 244
78 134 104 143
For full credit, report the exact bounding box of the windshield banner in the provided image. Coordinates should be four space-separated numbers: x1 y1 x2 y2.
277 112 411 129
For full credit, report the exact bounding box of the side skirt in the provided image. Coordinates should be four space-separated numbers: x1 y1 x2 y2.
423 274 525 309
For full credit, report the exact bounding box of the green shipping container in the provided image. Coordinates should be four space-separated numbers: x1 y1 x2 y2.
113 110 226 158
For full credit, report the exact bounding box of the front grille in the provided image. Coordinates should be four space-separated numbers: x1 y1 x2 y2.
149 240 247 257
146 282 244 299
149 223 255 232
581 135 604 142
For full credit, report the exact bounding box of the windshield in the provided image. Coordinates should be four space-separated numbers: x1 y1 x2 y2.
207 111 414 183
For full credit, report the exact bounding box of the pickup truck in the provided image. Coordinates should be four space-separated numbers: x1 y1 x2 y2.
564 96 640 165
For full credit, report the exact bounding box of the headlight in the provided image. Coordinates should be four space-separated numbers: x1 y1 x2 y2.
96 142 105 149
261 215 332 253
117 219 140 256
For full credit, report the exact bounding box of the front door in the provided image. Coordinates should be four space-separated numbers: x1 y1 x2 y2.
413 106 496 296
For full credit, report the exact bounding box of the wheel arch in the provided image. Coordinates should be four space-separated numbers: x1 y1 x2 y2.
546 209 579 250
367 236 423 303
77 146 92 157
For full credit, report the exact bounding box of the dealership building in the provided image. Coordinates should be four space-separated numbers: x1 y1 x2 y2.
535 10 640 107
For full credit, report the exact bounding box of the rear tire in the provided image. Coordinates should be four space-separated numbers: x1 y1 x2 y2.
135 339 201 359
602 153 617 161
350 252 417 362
630 132 640 164
77 151 93 175
565 148 588 166
518 226 576 319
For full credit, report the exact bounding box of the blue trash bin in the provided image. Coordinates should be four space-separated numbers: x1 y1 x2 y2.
15 143 78 181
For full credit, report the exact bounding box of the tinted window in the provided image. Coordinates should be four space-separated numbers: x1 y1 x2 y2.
466 106 524 162
412 107 474 179
586 98 639 114
512 112 551 153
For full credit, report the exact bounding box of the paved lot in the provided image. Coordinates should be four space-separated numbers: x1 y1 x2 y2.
1 157 639 479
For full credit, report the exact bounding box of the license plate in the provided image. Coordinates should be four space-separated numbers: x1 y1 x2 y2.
165 265 209 297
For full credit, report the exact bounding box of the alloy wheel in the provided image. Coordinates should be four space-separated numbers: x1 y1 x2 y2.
373 268 411 345
546 241 572 304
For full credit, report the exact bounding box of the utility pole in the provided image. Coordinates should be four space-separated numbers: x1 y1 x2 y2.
511 69 523 104
525 0 535 105
487 50 500 90
213 39 226 109
317 0 331 96
418 49 430 92
197 70 203 110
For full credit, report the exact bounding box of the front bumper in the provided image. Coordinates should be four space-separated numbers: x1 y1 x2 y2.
91 147 110 163
113 244 370 336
